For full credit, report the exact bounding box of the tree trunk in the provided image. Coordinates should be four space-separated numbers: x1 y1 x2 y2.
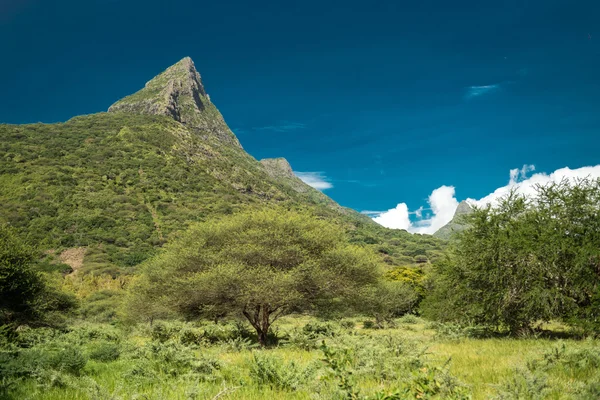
243 304 272 347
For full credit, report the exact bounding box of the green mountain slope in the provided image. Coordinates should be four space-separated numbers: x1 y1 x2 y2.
0 57 444 274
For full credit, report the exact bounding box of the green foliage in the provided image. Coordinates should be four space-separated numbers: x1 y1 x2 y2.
357 281 420 326
423 179 600 333
319 338 470 400
130 208 381 345
88 342 120 362
250 353 316 391
0 225 45 324
0 112 440 278
494 344 600 399
0 225 75 327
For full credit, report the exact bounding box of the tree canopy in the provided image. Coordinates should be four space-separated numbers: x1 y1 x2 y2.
129 208 381 345
422 179 600 334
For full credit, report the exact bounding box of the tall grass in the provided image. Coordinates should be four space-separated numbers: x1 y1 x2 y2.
1 318 598 400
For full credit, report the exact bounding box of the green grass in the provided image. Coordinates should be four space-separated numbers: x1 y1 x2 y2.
2 317 598 400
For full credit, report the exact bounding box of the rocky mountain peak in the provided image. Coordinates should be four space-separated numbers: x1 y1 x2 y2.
108 57 240 147
454 200 473 216
433 200 475 239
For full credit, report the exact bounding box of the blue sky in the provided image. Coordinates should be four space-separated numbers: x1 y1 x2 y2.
1 0 599 232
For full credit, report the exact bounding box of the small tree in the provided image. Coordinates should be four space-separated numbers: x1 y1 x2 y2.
130 208 381 345
357 281 419 327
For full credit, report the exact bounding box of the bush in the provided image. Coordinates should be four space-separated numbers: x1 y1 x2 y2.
398 314 419 325
53 347 87 375
151 321 176 342
250 353 315 391
302 321 339 337
179 327 203 346
340 320 355 330
363 320 376 329
88 342 120 362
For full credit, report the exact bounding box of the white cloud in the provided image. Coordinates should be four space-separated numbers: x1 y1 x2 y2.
372 164 600 235
469 164 600 208
294 171 333 190
465 84 500 99
373 186 458 234
373 203 411 230
411 186 459 234
509 164 535 184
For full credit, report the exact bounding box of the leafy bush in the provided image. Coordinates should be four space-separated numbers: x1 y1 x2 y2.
250 353 315 391
53 347 87 375
363 320 376 329
179 327 203 346
151 322 175 343
88 342 120 362
303 321 339 337
340 320 355 330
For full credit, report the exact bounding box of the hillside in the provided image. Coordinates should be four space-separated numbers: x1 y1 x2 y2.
0 57 444 274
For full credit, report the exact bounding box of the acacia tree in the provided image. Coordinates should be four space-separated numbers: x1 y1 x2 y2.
422 179 600 334
130 208 380 345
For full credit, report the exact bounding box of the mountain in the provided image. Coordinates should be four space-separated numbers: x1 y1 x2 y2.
433 200 474 240
109 57 240 148
0 57 444 274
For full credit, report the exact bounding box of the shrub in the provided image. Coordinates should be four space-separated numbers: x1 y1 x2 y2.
88 342 120 362
398 314 419 325
53 347 87 375
250 353 314 391
179 327 203 347
363 320 376 329
493 369 549 400
302 321 338 337
340 320 355 330
151 322 174 342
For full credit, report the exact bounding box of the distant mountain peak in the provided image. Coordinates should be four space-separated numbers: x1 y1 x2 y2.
109 57 240 147
433 200 474 239
455 200 474 216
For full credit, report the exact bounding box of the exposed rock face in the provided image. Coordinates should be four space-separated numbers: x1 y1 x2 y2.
109 57 241 147
454 200 474 217
260 157 310 193
260 157 295 179
433 200 474 239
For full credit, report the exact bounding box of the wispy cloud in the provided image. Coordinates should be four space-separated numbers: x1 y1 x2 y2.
251 122 306 133
465 84 500 99
294 171 333 190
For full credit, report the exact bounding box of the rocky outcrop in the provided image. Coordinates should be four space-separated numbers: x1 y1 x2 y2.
260 157 311 193
260 158 295 179
433 200 474 239
109 57 241 147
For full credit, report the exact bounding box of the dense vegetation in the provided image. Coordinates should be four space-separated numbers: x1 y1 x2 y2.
0 113 444 277
423 179 600 335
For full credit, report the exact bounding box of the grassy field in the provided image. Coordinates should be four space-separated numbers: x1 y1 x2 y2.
3 316 599 400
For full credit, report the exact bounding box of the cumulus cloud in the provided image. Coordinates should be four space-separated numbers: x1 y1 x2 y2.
372 164 600 234
294 171 333 190
373 203 411 230
465 84 500 99
373 186 458 234
469 164 600 208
